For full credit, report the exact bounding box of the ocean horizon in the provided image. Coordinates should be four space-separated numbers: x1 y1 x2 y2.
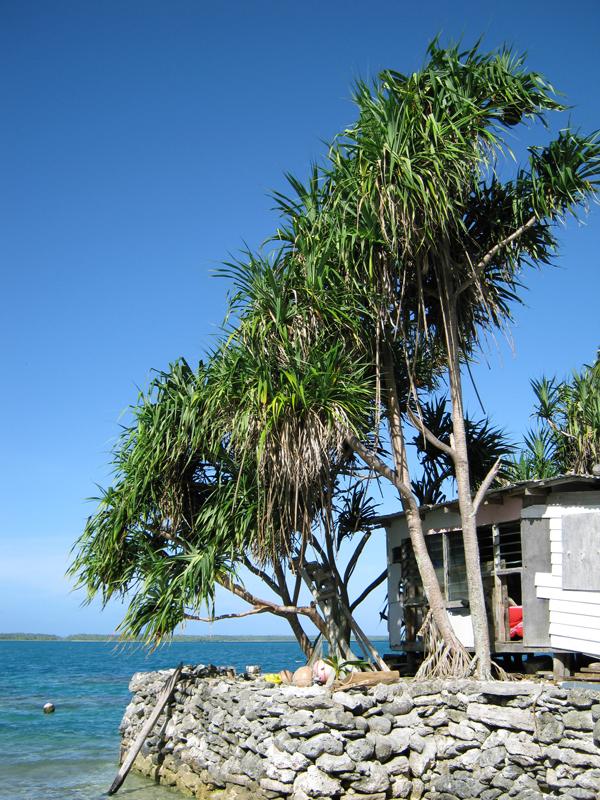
0 633 390 642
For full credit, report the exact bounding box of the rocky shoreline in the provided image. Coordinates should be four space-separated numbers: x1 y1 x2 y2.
119 666 600 800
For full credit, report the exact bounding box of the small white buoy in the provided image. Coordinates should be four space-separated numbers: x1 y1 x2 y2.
43 702 55 714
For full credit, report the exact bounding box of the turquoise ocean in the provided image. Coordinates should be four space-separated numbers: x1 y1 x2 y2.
0 639 388 800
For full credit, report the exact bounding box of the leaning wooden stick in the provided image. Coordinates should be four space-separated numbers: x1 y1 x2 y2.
108 662 183 796
338 601 390 672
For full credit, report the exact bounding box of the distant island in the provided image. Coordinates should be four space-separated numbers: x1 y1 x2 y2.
0 633 389 642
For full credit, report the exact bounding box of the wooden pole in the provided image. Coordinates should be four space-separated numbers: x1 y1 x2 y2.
108 662 183 796
338 600 390 671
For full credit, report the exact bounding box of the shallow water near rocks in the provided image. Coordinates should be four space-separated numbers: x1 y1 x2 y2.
2 639 349 799
1 640 389 799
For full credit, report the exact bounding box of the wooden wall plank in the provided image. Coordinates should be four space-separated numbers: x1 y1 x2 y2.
550 634 600 657
535 573 562 589
550 622 600 643
563 512 600 591
549 598 600 617
522 518 551 647
537 585 600 603
549 610 600 629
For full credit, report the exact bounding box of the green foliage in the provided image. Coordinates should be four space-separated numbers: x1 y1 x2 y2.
272 39 599 369
508 348 600 480
69 359 257 645
411 396 513 504
70 36 600 653
215 248 378 545
323 654 374 679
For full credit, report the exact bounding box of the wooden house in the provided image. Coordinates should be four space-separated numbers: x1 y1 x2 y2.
382 475 600 674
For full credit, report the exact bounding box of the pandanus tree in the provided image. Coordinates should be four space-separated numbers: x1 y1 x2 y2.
269 39 600 677
69 266 392 660
71 38 600 678
205 250 386 662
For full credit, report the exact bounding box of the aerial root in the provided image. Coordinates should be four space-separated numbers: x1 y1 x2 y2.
414 611 513 681
414 610 473 680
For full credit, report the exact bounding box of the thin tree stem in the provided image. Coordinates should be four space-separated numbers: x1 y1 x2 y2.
456 216 537 296
380 340 462 653
217 575 327 637
438 257 492 678
407 406 457 459
344 531 372 585
350 569 388 611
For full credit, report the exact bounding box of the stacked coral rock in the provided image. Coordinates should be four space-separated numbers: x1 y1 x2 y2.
119 667 600 800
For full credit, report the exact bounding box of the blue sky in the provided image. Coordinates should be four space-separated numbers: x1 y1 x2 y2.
1 0 599 638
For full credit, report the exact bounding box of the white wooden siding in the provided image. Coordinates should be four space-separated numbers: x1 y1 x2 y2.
534 573 562 590
549 622 600 643
549 598 600 617
548 635 600 658
536 585 600 603
549 611 600 630
534 502 600 656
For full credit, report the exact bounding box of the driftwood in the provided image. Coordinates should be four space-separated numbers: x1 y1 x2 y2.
332 669 399 692
108 662 183 795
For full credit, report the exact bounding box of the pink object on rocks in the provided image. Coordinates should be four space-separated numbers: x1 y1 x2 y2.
312 659 333 683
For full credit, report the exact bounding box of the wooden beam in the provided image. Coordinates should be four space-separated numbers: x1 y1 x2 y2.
108 663 183 795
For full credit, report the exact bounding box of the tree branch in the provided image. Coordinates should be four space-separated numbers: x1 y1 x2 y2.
322 523 350 612
217 575 328 636
184 607 270 622
350 569 388 612
272 558 315 658
243 556 280 596
472 457 502 515
382 337 412 488
456 216 537 296
343 531 371 585
406 406 457 459
345 434 413 501
309 536 330 568
292 568 303 607
155 530 187 549
293 533 307 607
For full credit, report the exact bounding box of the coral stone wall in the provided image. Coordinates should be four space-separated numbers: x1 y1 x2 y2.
119 667 600 800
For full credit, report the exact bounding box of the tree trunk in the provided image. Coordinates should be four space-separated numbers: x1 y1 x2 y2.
284 612 315 659
321 528 354 650
443 292 492 679
273 559 316 659
215 572 326 658
381 341 463 653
